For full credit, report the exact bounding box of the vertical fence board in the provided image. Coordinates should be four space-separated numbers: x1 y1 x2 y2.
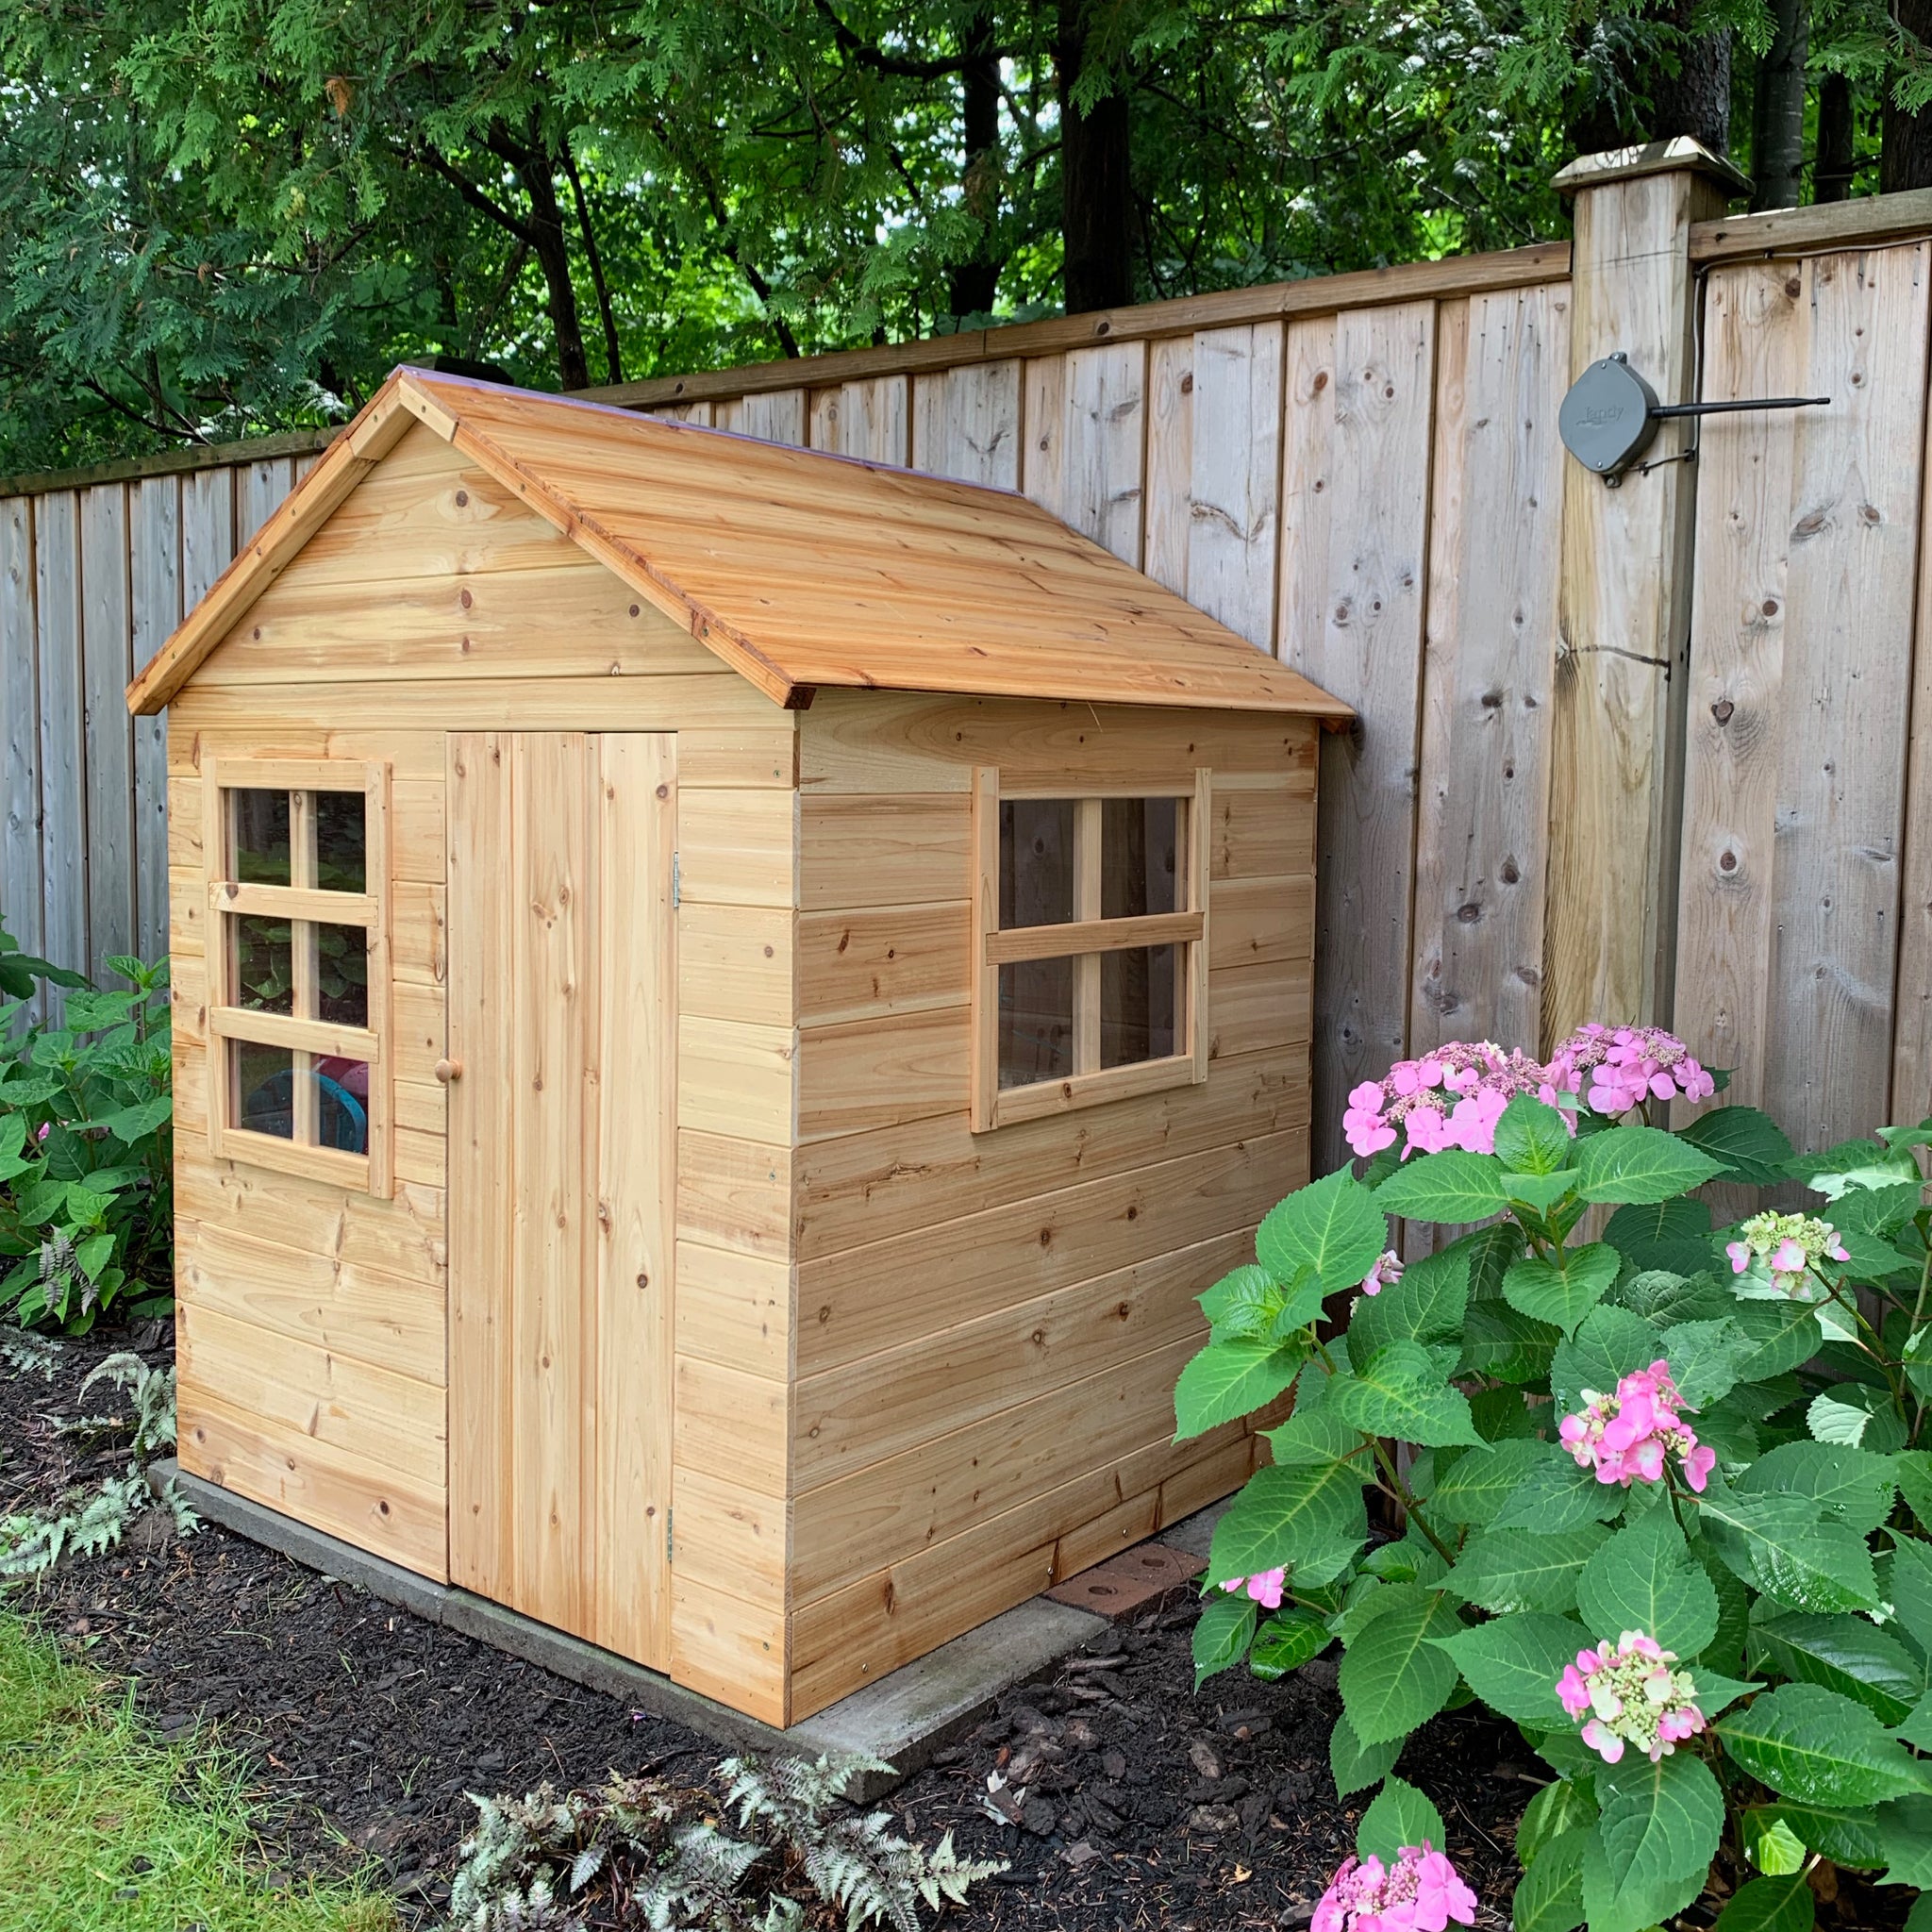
908 361 1022 488
239 457 294 548
181 468 237 607
1410 287 1567 1059
1770 248 1928 1149
35 492 86 978
717 390 808 445
1 499 42 1014
650 402 716 426
1061 343 1148 567
80 483 136 980
1187 323 1284 649
1674 264 1805 1112
1281 301 1437 1169
132 476 182 959
1143 337 1194 596
1020 357 1068 516
1894 325 1932 1123
809 377 910 464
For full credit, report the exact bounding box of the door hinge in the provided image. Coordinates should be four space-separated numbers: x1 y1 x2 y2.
672 851 680 908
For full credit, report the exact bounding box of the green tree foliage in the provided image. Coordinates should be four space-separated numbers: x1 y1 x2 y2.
2 0 1929 474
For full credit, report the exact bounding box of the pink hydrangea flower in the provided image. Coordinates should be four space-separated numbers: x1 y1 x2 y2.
1724 1210 1848 1302
1555 1630 1705 1765
1359 1250 1404 1298
1546 1024 1716 1116
1313 1843 1478 1932
1558 1359 1716 1491
1219 1568 1286 1610
1345 1041 1565 1160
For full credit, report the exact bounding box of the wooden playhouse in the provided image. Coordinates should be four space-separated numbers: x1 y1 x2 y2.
127 368 1348 1726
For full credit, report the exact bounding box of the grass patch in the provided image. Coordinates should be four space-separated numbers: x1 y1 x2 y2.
0 1611 397 1932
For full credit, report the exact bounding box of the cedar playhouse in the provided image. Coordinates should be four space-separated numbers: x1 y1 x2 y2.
127 368 1350 1727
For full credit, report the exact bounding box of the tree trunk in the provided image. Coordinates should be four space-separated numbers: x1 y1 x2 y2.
1652 10 1733 155
1814 74 1856 199
491 133 591 391
1056 0 1134 314
1749 0 1809 208
950 6 1003 320
1884 0 1932 190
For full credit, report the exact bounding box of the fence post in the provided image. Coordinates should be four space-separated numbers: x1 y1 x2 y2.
1541 138 1748 1043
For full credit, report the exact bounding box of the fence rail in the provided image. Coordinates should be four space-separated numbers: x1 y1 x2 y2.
7 150 1932 1177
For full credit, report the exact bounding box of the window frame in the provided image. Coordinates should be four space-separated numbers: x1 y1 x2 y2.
970 766 1209 1132
202 757 393 1195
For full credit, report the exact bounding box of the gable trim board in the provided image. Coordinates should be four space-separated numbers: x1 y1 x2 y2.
126 368 1353 724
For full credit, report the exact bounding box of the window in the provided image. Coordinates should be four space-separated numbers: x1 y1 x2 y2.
203 758 391 1193
971 768 1208 1131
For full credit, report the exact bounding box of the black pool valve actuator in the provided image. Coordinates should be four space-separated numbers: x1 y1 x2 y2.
1557 352 1829 485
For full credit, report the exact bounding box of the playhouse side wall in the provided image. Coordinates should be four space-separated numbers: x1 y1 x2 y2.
166 423 801 1720
786 692 1317 1720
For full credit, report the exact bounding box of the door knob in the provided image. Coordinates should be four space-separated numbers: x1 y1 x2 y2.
434 1058 463 1084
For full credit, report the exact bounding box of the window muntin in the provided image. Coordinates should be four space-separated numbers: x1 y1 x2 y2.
972 770 1208 1131
204 759 391 1194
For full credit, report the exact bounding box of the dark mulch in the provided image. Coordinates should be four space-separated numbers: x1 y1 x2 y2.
2 1330 1907 1932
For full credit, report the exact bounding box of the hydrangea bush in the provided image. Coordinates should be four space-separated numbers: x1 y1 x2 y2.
1175 1027 1932 1932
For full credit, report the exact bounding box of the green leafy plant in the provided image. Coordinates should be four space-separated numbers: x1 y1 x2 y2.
0 940 174 1333
1178 1028 1932 1932
0 1352 195 1578
448 1752 1004 1931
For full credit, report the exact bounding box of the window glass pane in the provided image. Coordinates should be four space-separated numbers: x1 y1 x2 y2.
230 915 294 1014
1102 797 1179 919
231 1041 295 1139
999 798 1074 928
998 957 1074 1090
311 1057 371 1154
1101 944 1180 1069
314 924 369 1027
232 790 291 886
315 791 367 893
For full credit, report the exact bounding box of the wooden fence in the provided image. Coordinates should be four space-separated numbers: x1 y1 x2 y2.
7 143 1932 1173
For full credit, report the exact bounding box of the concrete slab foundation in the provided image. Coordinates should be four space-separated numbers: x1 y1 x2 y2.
157 1462 1223 1798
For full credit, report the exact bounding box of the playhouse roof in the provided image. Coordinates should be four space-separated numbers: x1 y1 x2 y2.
126 367 1353 720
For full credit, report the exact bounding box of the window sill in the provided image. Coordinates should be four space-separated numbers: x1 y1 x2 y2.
982 1051 1200 1130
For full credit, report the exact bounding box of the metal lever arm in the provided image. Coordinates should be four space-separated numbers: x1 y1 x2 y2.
1650 394 1830 420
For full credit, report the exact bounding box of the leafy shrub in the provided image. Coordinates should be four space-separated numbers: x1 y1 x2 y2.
447 1752 1004 1930
1177 1027 1932 1932
0 1351 196 1576
0 933 173 1333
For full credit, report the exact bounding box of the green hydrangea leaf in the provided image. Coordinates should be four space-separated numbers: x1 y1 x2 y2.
1191 1591 1257 1688
1747 1613 1924 1726
1457 1299 1562 1383
1697 1482 1881 1615
1437 1607 1584 1731
1449 1524 1609 1614
1717 1683 1932 1807
1257 1167 1390 1295
1751 1801 1889 1870
1736 1441 1898 1535
1552 1304 1662 1413
1429 1438 1553 1527
1674 1107 1796 1188
1518 1775 1599 1863
1248 1607 1331 1681
1576 1513 1720 1657
1329 1708 1401 1799
1374 1151 1509 1224
1336 1585 1463 1744
1357 1775 1447 1863
1513 1829 1589 1932
1874 1792 1932 1888
1606 1263 1731 1324
1174 1338 1306 1440
1660 1316 1755 1408
1711 1872 1816 1932
1576 1125 1727 1206
1347 1245 1471 1358
1583 1749 1725 1932
1208 1457 1366 1587
1504 1243 1622 1336
1491 1444 1625 1536
1329 1341 1486 1448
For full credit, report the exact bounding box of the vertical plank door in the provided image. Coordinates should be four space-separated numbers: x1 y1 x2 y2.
446 730 677 1670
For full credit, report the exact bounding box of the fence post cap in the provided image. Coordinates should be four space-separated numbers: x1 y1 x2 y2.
1554 138 1751 197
